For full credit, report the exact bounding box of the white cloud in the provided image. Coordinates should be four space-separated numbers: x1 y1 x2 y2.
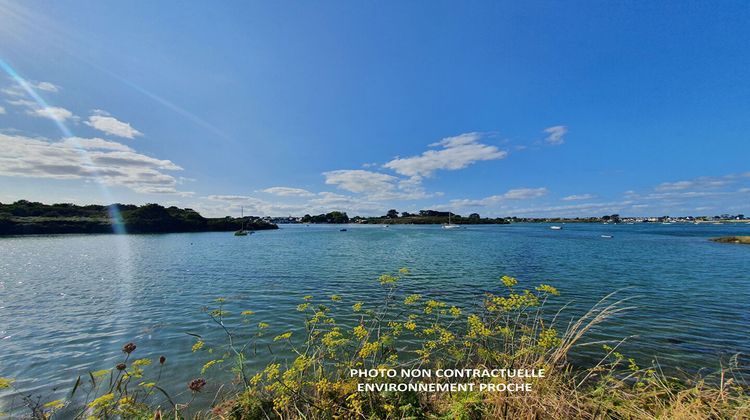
204 195 305 216
322 169 431 200
383 132 507 177
203 192 382 217
261 187 315 197
544 125 567 145
450 187 548 207
27 106 75 122
2 80 60 97
0 133 187 195
60 137 134 152
655 176 734 192
35 81 59 92
503 188 549 200
6 98 35 107
562 194 595 201
1 86 23 97
85 111 143 139
608 172 750 215
1 79 74 122
5 96 77 122
0 105 5 114
324 169 399 194
506 200 634 217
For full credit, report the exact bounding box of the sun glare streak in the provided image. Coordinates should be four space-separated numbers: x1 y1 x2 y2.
0 56 135 358
0 58 127 234
81 61 237 144
0 1 234 145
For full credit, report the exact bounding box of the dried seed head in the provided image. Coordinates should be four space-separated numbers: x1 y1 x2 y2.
159 355 166 365
188 378 206 392
122 342 137 354
116 363 127 371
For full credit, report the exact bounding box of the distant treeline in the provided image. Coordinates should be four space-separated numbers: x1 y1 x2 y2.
0 200 277 235
301 211 351 224
300 209 510 225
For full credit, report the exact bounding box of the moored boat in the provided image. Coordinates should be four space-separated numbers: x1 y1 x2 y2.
442 213 461 229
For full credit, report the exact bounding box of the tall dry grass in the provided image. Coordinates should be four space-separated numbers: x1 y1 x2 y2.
2 269 747 419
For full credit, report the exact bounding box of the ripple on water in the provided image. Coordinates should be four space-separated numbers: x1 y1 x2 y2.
0 224 748 409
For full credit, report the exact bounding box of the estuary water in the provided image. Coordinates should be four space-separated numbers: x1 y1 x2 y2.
0 223 748 412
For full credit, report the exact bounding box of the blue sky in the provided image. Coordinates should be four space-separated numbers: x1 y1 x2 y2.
0 1 748 217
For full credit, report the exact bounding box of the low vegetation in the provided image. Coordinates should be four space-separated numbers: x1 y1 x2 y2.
711 236 750 245
0 200 277 235
300 210 510 225
1 270 748 419
361 210 510 225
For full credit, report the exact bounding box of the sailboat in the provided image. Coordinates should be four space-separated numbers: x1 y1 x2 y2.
442 212 460 229
234 206 249 236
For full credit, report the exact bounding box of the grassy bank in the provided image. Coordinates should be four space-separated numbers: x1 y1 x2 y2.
2 271 747 419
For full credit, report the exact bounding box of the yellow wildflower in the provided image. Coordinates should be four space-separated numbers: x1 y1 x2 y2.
536 284 560 296
467 315 492 338
359 341 379 358
379 274 398 285
501 275 518 287
273 331 292 341
88 393 115 409
538 328 561 348
353 325 367 340
132 358 151 367
43 399 65 410
201 359 224 374
404 294 422 305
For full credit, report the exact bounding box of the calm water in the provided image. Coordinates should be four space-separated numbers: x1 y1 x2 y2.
1 223 749 413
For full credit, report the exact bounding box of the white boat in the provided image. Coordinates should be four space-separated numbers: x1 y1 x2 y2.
550 226 563 230
442 213 461 229
234 206 249 236
601 234 613 238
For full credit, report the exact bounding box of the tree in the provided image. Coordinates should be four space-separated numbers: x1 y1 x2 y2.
326 211 349 224
401 212 412 217
468 213 481 220
386 209 399 219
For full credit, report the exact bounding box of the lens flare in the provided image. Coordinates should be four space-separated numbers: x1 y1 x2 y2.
0 58 127 234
